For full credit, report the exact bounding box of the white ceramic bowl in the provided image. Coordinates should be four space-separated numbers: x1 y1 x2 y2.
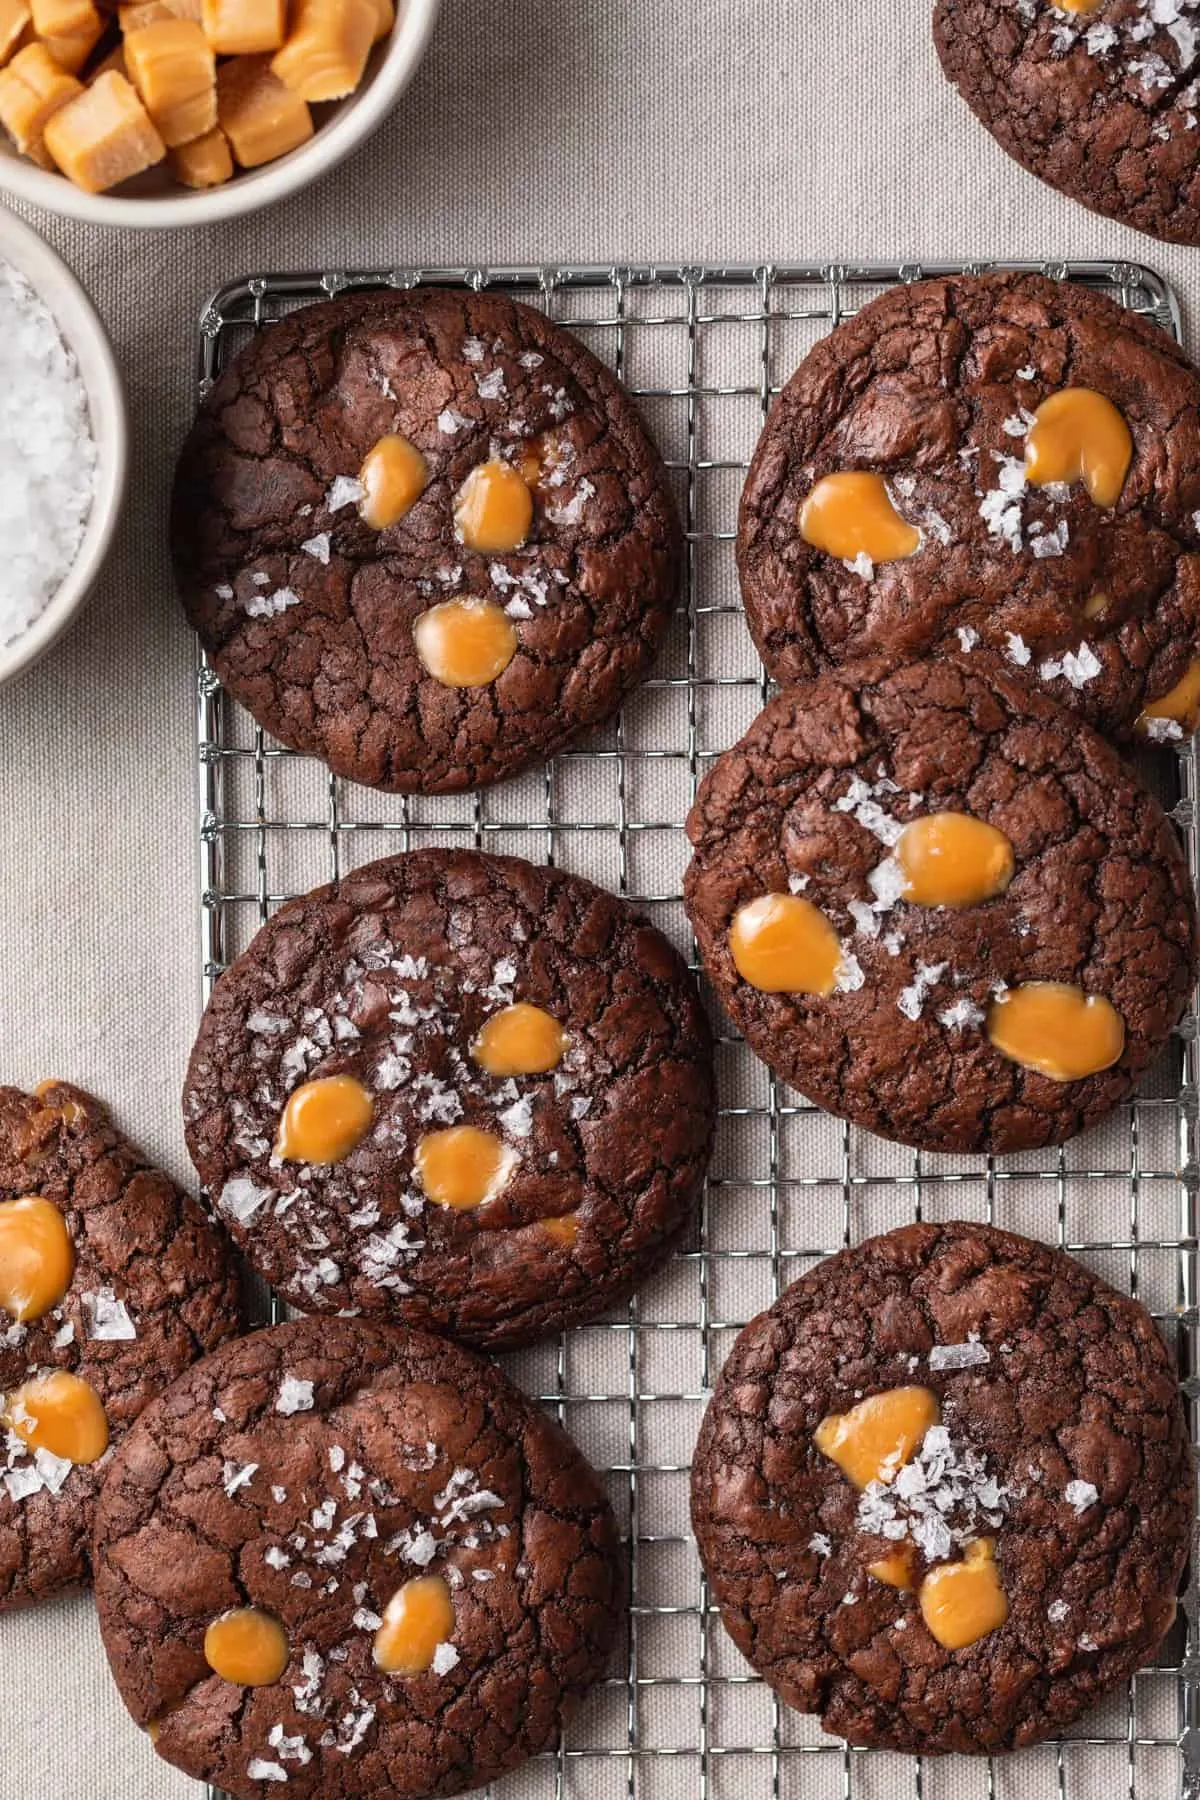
0 204 127 686
0 0 440 229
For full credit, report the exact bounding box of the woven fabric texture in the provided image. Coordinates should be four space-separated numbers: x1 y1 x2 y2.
0 3 1197 1797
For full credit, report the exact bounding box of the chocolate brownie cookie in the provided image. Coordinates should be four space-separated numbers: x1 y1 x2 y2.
935 0 1200 247
738 272 1200 742
184 849 714 1347
692 1221 1192 1752
684 654 1197 1154
172 287 680 793
0 1081 240 1610
94 1317 620 1800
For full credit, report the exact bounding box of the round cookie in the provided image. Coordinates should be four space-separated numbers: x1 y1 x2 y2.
683 654 1197 1154
0 1081 240 1610
171 287 681 793
94 1317 621 1800
691 1220 1192 1754
934 0 1200 248
737 272 1200 742
184 849 715 1347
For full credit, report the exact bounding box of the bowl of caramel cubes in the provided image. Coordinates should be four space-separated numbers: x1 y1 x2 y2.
0 0 439 225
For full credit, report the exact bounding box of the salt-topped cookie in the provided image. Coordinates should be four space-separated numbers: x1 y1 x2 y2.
184 849 715 1347
738 272 1200 742
171 287 681 793
691 1221 1192 1752
94 1317 620 1800
935 0 1200 246
684 654 1196 1154
0 1081 240 1609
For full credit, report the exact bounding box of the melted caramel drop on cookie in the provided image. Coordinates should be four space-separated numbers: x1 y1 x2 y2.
895 813 1015 910
204 1607 289 1686
798 471 921 566
415 1126 517 1211
5 1370 108 1465
0 1196 74 1322
472 1004 568 1077
729 893 843 996
918 1539 1009 1650
1137 659 1200 738
275 1074 374 1165
814 1387 940 1491
868 1545 916 1591
374 1574 455 1675
454 459 534 554
358 433 428 529
413 598 517 688
986 983 1124 1082
1024 388 1132 509
541 1212 580 1247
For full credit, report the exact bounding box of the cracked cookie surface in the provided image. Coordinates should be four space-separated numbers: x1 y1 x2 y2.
94 1317 621 1800
738 273 1200 740
172 288 680 793
934 0 1200 247
683 654 1197 1153
691 1220 1192 1754
183 849 715 1347
0 1082 241 1610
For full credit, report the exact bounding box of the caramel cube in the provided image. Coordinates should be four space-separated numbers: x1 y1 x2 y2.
29 0 93 34
117 0 201 27
271 0 375 103
0 40 80 166
123 17 214 146
200 0 285 55
216 54 311 166
0 0 31 68
39 22 103 74
30 0 103 73
168 119 229 185
370 0 394 42
43 68 166 190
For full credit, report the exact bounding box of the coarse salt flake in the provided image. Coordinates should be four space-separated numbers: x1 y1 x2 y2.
276 1376 314 1416
219 1176 272 1224
928 1340 990 1371
223 1460 258 1497
1065 1479 1099 1514
83 1288 136 1341
325 476 365 512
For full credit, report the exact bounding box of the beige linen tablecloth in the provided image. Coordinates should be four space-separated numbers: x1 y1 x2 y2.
2 4 1198 1796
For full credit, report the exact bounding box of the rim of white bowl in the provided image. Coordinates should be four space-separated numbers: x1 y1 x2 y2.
0 0 440 230
0 204 128 685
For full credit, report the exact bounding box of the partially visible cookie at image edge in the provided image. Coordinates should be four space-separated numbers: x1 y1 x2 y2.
0 1081 241 1610
738 272 1200 742
94 1316 621 1800
934 0 1200 248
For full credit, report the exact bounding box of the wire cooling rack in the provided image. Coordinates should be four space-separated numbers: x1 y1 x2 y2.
193 261 1199 1800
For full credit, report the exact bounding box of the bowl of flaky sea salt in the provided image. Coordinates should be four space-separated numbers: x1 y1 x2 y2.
0 203 125 685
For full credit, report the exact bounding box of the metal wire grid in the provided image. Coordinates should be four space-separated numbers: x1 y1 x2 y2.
192 261 1198 1800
